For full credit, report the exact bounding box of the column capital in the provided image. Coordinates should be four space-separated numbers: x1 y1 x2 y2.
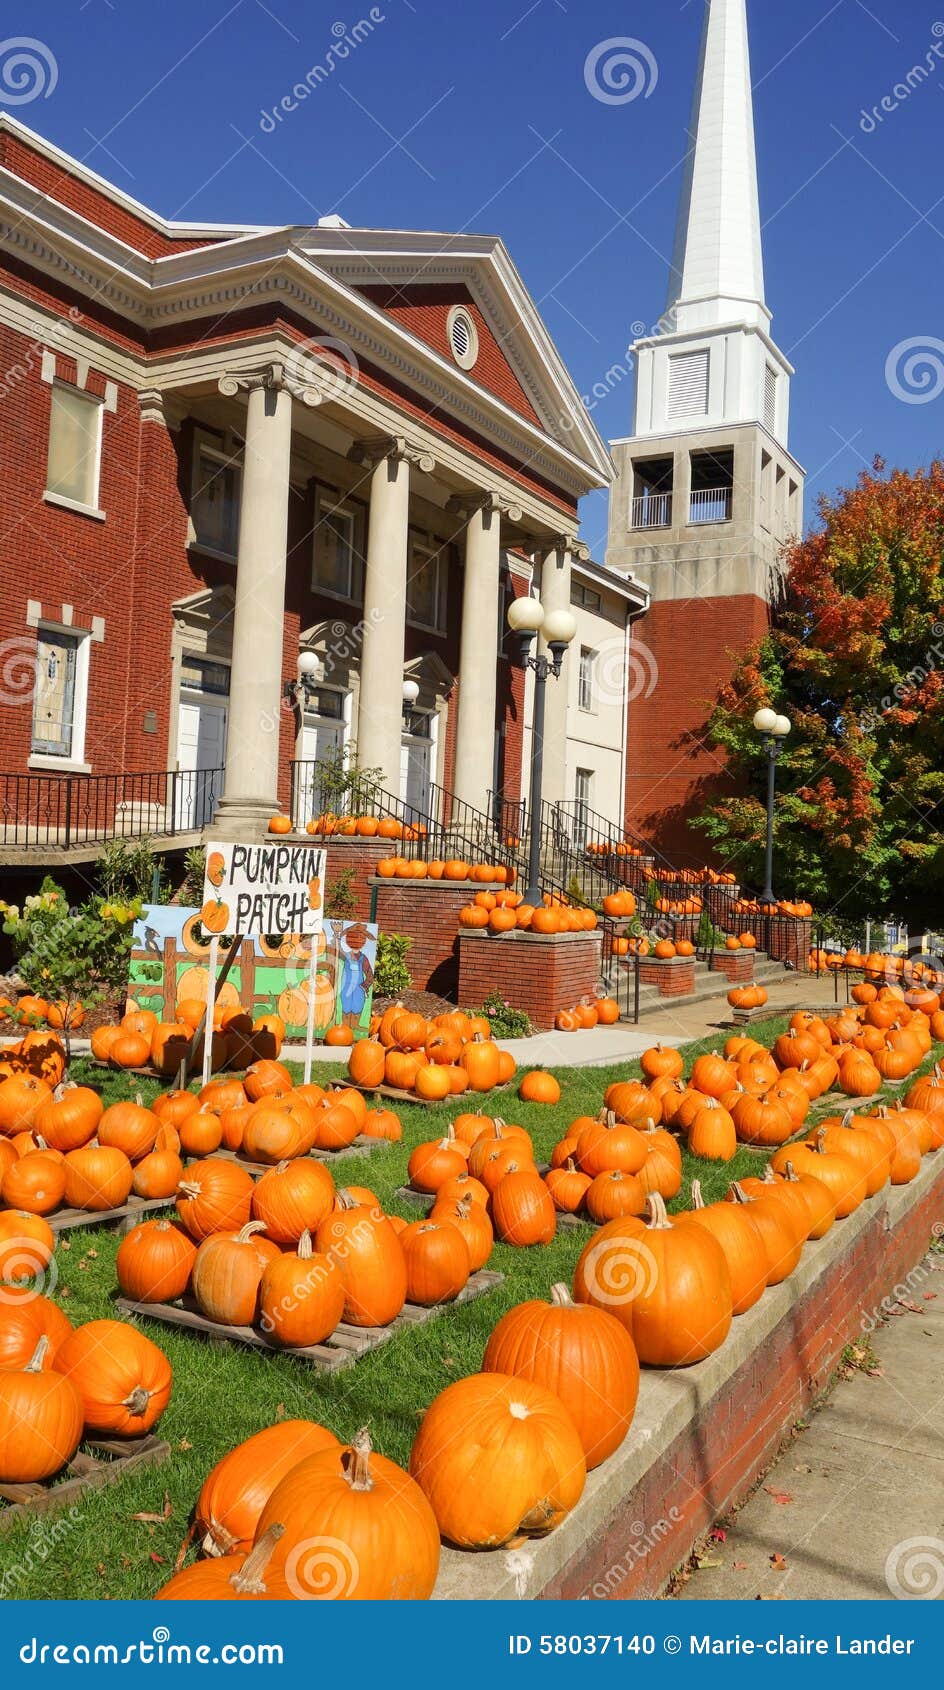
348 434 436 474
217 361 321 408
446 490 523 523
546 533 591 562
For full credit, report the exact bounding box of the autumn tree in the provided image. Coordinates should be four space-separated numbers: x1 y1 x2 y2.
694 459 944 931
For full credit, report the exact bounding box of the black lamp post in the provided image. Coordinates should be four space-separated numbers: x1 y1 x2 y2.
508 595 577 907
753 706 791 906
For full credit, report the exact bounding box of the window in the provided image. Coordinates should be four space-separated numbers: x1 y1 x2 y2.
446 305 479 371
574 769 593 843
764 364 778 433
191 440 241 557
30 627 88 762
578 647 596 712
407 541 444 631
312 499 357 599
571 581 602 613
45 385 102 511
667 349 709 420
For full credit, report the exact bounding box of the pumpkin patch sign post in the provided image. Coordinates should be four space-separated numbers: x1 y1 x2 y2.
202 842 326 1083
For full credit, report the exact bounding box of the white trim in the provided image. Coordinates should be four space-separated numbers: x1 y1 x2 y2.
29 621 91 767
45 379 104 513
28 755 92 774
42 490 105 522
446 304 479 372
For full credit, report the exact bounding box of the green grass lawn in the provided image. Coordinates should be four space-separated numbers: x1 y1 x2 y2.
0 1014 934 1598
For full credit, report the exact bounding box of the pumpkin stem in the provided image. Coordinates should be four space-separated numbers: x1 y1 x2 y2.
297 1230 313 1260
26 1335 49 1373
783 1161 800 1183
728 1181 752 1205
177 1179 202 1198
689 1179 705 1209
812 1126 827 1155
122 1386 152 1416
235 1221 269 1243
550 1283 573 1307
841 1109 855 1127
229 1523 285 1594
564 1157 579 1172
335 1190 359 1210
454 1194 474 1218
761 1164 777 1185
645 1192 672 1230
347 1426 374 1491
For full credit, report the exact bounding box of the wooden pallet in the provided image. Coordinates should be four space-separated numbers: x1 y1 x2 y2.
115 1269 504 1371
46 1195 172 1236
0 1434 170 1532
350 1081 514 1107
209 1136 392 1180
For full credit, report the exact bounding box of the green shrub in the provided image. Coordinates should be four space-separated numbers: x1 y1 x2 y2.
469 988 533 1039
374 933 412 998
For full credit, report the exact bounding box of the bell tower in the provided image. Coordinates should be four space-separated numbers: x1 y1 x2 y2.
606 0 804 856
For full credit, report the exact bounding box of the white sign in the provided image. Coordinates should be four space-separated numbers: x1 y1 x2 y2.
202 840 326 938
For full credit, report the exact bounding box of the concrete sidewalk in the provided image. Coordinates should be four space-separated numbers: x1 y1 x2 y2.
677 1246 944 1601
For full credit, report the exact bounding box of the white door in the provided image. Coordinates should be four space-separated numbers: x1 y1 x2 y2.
296 716 346 826
176 697 227 827
400 730 432 819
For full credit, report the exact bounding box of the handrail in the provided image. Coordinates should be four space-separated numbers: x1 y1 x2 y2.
0 767 223 849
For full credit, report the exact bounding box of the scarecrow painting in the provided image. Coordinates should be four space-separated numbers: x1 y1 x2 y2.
326 919 376 1030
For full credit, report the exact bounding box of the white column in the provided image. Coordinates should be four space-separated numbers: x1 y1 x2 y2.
539 536 586 807
450 493 520 813
213 367 296 837
351 435 435 797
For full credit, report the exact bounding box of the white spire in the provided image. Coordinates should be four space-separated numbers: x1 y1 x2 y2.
666 0 767 332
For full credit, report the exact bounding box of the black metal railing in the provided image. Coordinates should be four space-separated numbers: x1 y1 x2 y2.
0 768 223 850
487 789 527 848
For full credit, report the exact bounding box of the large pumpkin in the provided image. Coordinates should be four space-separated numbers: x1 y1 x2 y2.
399 1221 470 1306
62 1144 134 1212
0 1210 56 1282
490 1170 556 1246
196 1420 340 1555
116 1218 197 1304
257 1428 440 1600
258 1231 346 1346
53 1319 172 1435
34 1084 102 1153
191 1222 279 1327
409 1373 586 1548
679 1181 769 1316
314 1193 407 1327
250 1158 335 1245
0 1337 84 1482
482 1284 638 1468
0 1290 73 1372
176 1158 254 1242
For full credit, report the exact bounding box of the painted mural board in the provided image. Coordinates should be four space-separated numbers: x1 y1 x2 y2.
128 905 376 1040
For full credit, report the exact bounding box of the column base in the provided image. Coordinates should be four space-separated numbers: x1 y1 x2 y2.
209 795 280 841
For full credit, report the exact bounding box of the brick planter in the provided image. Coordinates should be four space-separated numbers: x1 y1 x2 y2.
637 956 696 998
320 839 386 920
709 949 756 982
373 878 505 998
768 916 812 970
458 929 603 1030
431 1147 944 1600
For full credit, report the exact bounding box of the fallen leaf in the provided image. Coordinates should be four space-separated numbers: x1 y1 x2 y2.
86 1248 98 1260
793 1464 812 1474
131 1493 171 1524
695 1555 723 1570
274 1403 286 1421
923 1291 937 1301
733 1560 748 1571
769 1553 788 1570
764 1488 794 1505
866 1366 884 1378
177 1438 192 1451
148 1553 167 1566
709 1527 727 1542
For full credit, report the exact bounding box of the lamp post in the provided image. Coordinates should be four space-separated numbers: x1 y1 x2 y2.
283 647 323 708
753 707 791 906
401 676 421 733
508 595 577 907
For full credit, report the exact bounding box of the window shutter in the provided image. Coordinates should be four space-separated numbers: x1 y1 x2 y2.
667 350 709 420
764 365 778 432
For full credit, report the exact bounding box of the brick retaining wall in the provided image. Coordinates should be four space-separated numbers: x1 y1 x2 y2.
458 930 603 1029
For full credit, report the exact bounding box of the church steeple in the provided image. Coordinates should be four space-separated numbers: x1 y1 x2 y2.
666 0 767 333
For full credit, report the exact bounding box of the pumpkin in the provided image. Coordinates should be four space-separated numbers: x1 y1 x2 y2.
108 1031 151 1070
687 1098 737 1163
132 1148 184 1200
0 1075 52 1135
239 1102 303 1165
0 1210 55 1282
34 1084 102 1152
635 1123 683 1200
176 1158 254 1242
116 1218 197 1303
250 1158 335 1244
98 1098 159 1163
436 1171 489 1209
62 1145 133 1212
772 1162 836 1241
679 1180 768 1316
729 1089 794 1148
400 1220 470 1305
460 1035 501 1093
158 1523 294 1599
724 1182 803 1285
689 1052 737 1099
53 1320 172 1435
518 1070 561 1105
309 1097 360 1151
905 1064 944 1122
428 1191 493 1271
491 1170 556 1246
244 1060 293 1103
409 1373 586 1547
584 1168 647 1225
191 1221 278 1326
1 1153 66 1215
0 1289 72 1372
483 1283 639 1468
575 1110 646 1177
407 1131 467 1194
603 1080 659 1124
640 1043 684 1082
467 1119 532 1178
258 1230 346 1346
544 1159 592 1215
774 1128 867 1216
258 1427 440 1599
802 1109 891 1195
315 1193 407 1327
0 1337 84 1482
196 1420 340 1556
361 1107 402 1142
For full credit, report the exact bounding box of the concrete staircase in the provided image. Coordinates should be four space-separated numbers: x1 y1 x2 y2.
632 953 795 1021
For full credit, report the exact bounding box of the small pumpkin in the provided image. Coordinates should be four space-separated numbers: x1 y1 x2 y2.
116 1218 197 1303
258 1230 346 1346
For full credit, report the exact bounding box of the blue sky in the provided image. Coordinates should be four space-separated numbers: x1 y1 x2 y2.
5 0 943 550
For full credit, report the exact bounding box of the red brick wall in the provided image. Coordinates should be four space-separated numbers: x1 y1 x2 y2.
376 881 495 997
539 1171 944 1599
357 284 542 426
458 930 603 1028
637 957 696 997
709 950 756 982
625 594 771 862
